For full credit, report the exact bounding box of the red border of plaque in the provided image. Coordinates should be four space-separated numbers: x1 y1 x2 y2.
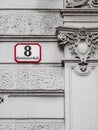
14 43 41 63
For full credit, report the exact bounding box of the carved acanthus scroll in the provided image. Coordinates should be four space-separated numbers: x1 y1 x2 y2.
66 0 90 8
57 27 98 72
65 0 98 8
0 97 4 104
92 0 98 6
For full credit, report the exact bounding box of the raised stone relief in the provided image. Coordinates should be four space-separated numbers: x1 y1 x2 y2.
71 65 95 76
56 27 98 72
64 0 98 8
92 0 98 6
66 0 90 8
0 65 64 90
0 97 4 104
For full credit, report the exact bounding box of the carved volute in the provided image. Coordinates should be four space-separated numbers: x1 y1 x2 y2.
56 27 98 72
64 0 98 8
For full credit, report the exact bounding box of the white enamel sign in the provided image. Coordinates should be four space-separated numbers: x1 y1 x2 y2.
14 43 41 63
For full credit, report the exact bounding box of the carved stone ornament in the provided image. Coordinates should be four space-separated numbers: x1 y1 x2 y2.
65 0 98 8
56 27 98 72
92 0 98 7
0 97 4 104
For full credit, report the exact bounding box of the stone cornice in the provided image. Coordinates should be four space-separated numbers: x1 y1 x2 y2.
0 35 57 42
56 26 98 33
60 9 98 16
56 26 98 72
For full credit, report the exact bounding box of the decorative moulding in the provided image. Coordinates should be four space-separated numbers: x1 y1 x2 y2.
71 65 95 76
0 35 57 42
60 9 98 16
56 26 98 72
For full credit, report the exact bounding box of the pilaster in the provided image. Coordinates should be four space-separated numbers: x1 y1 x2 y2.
56 2 98 130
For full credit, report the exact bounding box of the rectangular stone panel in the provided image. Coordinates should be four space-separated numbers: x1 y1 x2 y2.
0 94 64 118
0 10 62 35
0 65 64 90
65 63 98 130
0 120 64 130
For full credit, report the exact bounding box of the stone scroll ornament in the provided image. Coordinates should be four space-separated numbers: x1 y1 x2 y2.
56 27 98 72
65 0 98 8
0 97 4 103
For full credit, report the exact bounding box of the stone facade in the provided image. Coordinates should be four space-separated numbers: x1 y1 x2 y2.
1 0 98 130
0 1 64 130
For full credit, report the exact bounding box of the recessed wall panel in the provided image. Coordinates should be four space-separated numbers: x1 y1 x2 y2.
0 95 64 118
